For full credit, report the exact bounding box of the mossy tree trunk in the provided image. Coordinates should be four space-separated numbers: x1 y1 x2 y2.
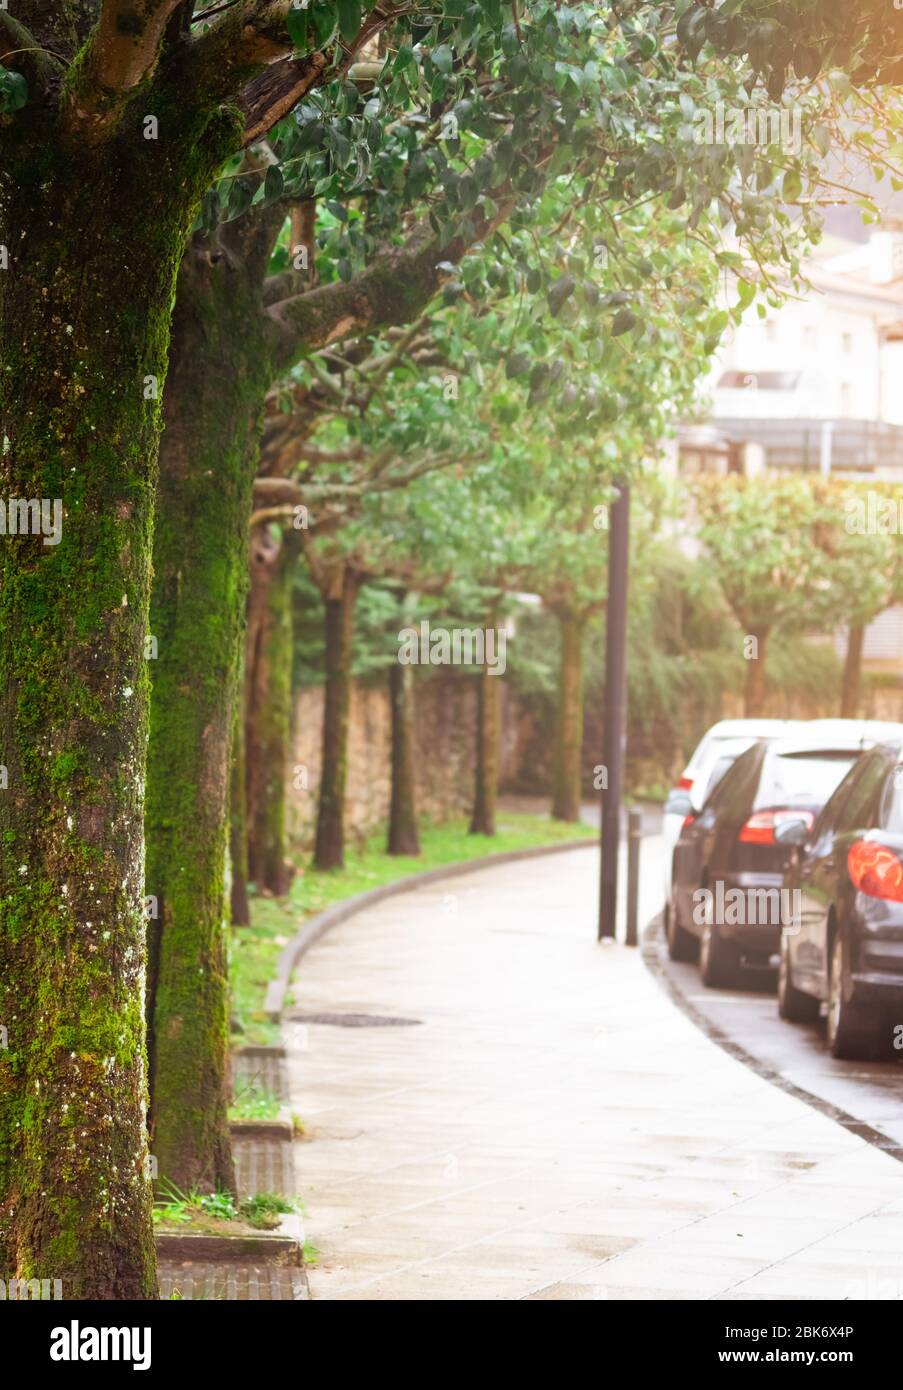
841 623 865 719
470 661 500 837
314 568 360 870
145 225 280 1193
551 609 586 823
230 687 251 929
245 529 296 896
0 0 401 1294
744 628 769 717
0 100 235 1295
144 173 486 1181
388 660 420 856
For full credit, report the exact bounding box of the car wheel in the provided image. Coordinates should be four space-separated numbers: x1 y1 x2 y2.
827 931 884 1060
700 917 740 988
777 930 819 1023
666 888 698 962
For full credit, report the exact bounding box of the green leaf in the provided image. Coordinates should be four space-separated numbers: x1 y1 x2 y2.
311 1 337 45
736 279 756 310
263 165 284 203
548 273 576 316
782 167 802 202
393 44 416 73
337 0 362 43
0 67 27 114
611 308 637 336
286 7 309 49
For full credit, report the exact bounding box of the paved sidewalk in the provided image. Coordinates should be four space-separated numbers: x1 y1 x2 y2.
285 845 903 1300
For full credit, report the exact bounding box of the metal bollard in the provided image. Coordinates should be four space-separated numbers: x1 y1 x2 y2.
626 807 642 947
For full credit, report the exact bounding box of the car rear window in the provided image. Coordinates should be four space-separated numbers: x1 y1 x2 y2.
701 755 736 803
880 767 903 833
755 750 857 811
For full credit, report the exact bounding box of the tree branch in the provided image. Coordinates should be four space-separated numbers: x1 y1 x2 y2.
186 0 399 125
65 0 185 142
266 186 519 368
239 51 327 145
0 13 64 89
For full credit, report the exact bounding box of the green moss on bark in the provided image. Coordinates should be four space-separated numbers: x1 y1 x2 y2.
245 536 295 897
145 239 276 1194
551 610 586 823
0 92 241 1296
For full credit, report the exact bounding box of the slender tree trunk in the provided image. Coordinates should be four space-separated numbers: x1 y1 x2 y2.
470 661 500 836
314 570 359 869
841 623 865 719
551 610 585 822
388 660 420 855
144 204 289 1189
230 686 251 929
246 535 295 895
744 629 770 717
0 112 231 1294
144 236 276 1193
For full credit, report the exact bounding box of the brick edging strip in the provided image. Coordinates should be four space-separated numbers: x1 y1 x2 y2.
264 838 597 1020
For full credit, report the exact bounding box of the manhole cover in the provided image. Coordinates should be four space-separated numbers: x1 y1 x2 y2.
286 1010 422 1028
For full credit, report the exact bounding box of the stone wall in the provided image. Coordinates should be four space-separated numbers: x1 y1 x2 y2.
287 668 903 847
720 684 903 723
288 671 518 850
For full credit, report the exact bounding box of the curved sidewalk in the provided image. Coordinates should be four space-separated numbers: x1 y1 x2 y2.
285 846 903 1300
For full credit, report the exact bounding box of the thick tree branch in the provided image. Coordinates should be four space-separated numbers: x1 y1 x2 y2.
239 52 327 145
65 0 185 141
187 0 397 120
0 13 63 88
265 220 433 360
266 183 520 367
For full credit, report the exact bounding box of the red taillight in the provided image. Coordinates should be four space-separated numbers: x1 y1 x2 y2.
676 776 693 790
848 841 903 902
739 808 815 845
682 814 696 832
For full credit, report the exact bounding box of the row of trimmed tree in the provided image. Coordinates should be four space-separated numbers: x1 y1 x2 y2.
0 0 899 1297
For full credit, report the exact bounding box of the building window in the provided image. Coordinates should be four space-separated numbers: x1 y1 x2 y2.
842 331 853 353
766 320 779 344
841 383 852 416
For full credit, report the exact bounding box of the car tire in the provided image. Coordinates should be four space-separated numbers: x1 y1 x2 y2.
700 917 740 988
777 930 819 1023
827 931 885 1060
666 888 698 962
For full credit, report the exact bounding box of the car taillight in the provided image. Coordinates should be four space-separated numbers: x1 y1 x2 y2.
682 814 695 831
848 841 903 902
676 776 693 790
739 809 815 845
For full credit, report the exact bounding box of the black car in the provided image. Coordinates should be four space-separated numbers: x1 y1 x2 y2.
776 740 903 1059
667 735 863 988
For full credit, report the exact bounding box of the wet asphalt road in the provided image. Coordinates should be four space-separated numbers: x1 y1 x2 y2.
646 917 903 1156
503 795 903 1156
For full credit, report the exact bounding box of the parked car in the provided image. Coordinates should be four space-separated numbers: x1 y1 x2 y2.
666 726 893 987
662 719 801 924
776 738 903 1059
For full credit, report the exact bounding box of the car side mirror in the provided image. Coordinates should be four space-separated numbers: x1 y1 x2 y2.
665 791 693 818
774 817 809 847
